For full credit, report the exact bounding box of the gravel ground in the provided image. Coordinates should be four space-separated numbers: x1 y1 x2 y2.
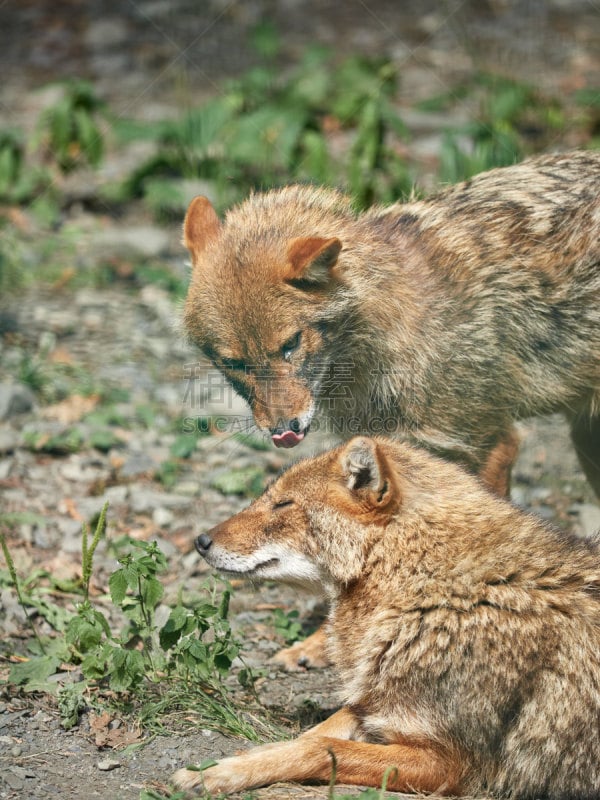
1 284 598 800
1 2 599 798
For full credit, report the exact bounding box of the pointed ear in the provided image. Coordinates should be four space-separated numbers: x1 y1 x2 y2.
183 196 220 259
340 437 398 510
286 236 342 284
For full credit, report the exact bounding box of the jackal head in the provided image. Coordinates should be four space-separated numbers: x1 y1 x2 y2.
194 437 400 591
182 192 351 449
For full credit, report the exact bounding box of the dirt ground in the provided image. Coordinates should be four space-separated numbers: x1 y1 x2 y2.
1 2 599 799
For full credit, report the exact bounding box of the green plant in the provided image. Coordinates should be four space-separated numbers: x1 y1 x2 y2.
0 129 23 198
0 224 27 295
0 129 52 208
3 503 272 739
271 608 305 645
436 73 564 183
154 458 183 489
210 466 266 497
39 80 106 173
113 37 413 216
0 529 47 654
23 427 85 454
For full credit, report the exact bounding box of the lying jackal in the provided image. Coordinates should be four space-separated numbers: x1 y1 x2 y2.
174 436 600 797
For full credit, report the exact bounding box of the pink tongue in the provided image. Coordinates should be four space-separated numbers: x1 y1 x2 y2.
272 430 305 448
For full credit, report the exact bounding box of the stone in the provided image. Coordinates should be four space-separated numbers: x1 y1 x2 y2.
0 426 18 453
90 226 170 261
129 488 192 513
97 758 121 772
0 383 35 420
103 485 129 504
152 507 175 528
118 451 158 479
574 503 600 538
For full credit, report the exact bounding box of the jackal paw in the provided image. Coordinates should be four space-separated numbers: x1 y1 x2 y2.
271 637 331 671
172 760 244 795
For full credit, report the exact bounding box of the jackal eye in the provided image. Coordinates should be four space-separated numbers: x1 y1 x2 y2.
281 331 302 362
221 356 246 372
273 498 294 509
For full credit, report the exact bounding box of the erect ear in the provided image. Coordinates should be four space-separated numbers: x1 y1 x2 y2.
183 196 221 260
340 437 399 510
285 236 342 284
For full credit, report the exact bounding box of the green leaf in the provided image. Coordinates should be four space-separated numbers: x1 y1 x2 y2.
9 655 61 687
141 576 164 610
89 428 123 452
81 649 109 680
185 759 218 772
169 434 198 459
108 648 145 691
210 466 265 497
250 20 280 59
58 685 86 730
109 569 128 604
159 606 189 650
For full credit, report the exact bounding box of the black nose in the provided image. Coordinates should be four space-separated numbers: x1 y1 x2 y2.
195 533 212 555
289 417 302 433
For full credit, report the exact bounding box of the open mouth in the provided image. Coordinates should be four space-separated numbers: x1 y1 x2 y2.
271 425 310 449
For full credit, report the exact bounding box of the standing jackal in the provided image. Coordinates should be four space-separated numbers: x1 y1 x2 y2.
183 151 600 497
174 436 600 796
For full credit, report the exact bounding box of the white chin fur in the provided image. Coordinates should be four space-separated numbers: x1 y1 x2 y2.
206 542 322 587
297 401 316 432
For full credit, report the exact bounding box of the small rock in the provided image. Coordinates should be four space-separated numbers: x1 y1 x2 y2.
0 426 18 453
573 503 600 537
119 451 158 479
2 769 24 790
510 486 529 508
172 480 201 496
152 535 178 558
32 524 51 549
82 311 105 330
103 485 129 504
84 17 129 49
129 488 192 513
154 384 181 408
532 505 556 521
530 487 552 502
55 516 84 540
183 553 202 572
74 288 107 310
0 383 35 420
153 507 175 528
90 226 170 260
97 758 121 771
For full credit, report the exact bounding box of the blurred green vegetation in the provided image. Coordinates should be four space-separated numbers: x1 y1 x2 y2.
0 21 598 297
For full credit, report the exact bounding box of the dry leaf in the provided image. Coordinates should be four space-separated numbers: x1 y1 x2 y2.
48 346 75 365
43 394 99 424
89 711 142 749
51 267 77 291
59 497 84 521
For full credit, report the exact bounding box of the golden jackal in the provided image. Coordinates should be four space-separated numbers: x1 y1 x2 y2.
174 436 600 797
183 151 600 497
